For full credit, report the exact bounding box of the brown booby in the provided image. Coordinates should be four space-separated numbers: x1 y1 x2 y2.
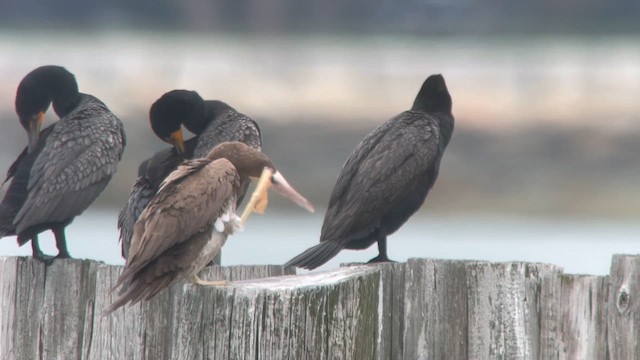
105 141 313 314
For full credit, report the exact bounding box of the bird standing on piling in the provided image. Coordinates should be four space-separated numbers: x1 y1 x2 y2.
118 91 262 259
106 142 314 314
285 74 454 270
0 65 126 262
118 90 202 259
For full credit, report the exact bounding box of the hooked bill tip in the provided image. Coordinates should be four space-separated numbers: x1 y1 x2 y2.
271 171 315 213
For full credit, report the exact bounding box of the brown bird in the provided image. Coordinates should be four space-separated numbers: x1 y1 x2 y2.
105 142 314 314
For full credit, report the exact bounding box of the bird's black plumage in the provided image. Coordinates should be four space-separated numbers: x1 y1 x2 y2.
191 100 262 156
285 74 454 270
0 66 126 262
118 92 262 259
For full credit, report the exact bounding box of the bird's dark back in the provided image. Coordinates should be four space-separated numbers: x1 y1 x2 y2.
320 109 451 245
138 137 198 189
12 93 125 233
193 107 262 158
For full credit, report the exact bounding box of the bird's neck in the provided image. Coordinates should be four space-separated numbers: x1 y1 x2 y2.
437 114 454 149
51 89 81 118
198 102 228 132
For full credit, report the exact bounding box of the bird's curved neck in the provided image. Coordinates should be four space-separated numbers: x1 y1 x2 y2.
412 96 452 115
27 70 81 118
50 87 81 118
16 66 82 133
437 115 454 149
202 101 233 129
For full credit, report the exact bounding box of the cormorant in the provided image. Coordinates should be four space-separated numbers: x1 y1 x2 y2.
105 142 314 314
0 65 126 262
285 74 454 270
118 91 262 259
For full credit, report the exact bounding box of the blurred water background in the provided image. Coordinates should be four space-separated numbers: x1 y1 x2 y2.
0 2 639 274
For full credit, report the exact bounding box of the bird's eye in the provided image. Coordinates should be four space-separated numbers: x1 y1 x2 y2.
271 175 276 183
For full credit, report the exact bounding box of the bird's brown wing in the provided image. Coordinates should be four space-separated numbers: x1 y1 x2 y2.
119 137 197 259
120 158 239 286
320 112 440 243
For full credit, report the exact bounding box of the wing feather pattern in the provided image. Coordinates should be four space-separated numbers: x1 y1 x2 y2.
118 158 239 288
117 177 154 259
13 95 125 233
320 111 441 244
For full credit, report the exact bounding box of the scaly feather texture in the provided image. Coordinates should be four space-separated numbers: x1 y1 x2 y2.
286 74 454 270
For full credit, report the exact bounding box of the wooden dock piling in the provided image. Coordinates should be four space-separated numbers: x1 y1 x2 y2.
0 255 638 359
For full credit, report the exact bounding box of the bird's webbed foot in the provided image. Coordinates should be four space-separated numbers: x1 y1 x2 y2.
32 251 56 265
56 250 72 259
366 255 396 264
191 274 228 287
30 238 55 265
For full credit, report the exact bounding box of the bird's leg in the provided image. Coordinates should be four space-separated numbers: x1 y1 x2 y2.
191 274 228 287
367 236 396 263
52 226 71 259
240 167 273 224
28 235 55 264
206 252 221 267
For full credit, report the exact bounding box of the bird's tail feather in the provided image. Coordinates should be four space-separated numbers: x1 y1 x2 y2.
102 274 176 316
0 204 17 238
103 259 180 316
285 241 342 270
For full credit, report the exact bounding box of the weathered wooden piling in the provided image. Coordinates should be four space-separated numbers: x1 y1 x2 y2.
0 255 638 359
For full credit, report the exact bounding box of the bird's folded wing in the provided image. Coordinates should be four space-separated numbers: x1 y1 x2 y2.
321 114 440 243
118 176 155 258
2 126 56 186
125 158 239 274
14 101 125 232
193 111 262 158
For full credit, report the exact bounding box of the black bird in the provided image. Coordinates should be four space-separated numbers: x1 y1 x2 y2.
285 74 454 270
118 90 262 259
0 65 126 262
106 142 314 314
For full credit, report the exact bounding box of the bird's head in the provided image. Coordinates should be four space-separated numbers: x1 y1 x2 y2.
15 65 78 152
150 90 205 155
207 142 315 213
412 74 452 114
